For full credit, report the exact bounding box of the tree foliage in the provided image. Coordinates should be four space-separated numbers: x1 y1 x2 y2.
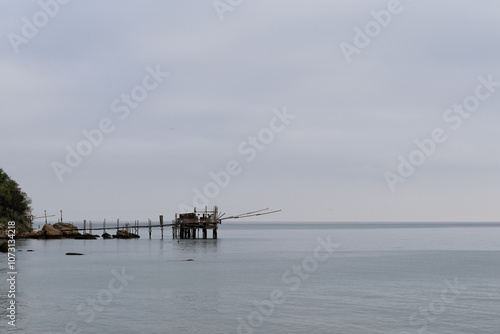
0 168 32 232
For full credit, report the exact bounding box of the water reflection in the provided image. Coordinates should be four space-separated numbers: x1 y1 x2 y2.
176 239 219 254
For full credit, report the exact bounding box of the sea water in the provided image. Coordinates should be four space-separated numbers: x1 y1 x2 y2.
1 222 500 333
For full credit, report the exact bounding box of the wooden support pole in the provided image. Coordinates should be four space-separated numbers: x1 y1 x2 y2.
148 219 152 240
103 218 106 233
117 218 119 233
160 215 164 240
83 219 86 234
173 214 178 240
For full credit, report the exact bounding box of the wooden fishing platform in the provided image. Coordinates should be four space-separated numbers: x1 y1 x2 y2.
172 206 220 239
171 206 281 240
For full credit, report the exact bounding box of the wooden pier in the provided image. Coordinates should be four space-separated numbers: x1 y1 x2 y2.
41 207 280 240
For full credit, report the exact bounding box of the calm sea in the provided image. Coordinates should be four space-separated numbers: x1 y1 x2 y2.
1 222 500 333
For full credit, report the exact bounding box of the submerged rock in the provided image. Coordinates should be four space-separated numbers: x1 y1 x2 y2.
74 233 98 240
113 230 140 239
66 252 84 256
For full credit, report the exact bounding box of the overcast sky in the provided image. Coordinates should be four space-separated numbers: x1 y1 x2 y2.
1 0 500 223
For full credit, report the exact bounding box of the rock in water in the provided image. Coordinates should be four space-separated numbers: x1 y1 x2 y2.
113 230 140 239
0 242 8 252
42 224 63 238
66 252 84 256
102 233 112 239
74 233 98 240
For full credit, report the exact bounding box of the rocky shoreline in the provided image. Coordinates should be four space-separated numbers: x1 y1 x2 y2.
2 223 140 240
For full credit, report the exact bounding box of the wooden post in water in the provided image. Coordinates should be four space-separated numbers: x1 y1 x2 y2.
83 220 86 234
148 219 152 239
117 218 119 234
103 218 106 233
160 215 164 240
173 214 177 239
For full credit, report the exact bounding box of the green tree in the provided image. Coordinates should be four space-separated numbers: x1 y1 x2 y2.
0 168 32 234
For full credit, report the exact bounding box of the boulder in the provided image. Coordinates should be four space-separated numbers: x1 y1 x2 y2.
33 230 44 238
53 223 81 237
113 230 140 239
42 224 63 238
0 242 8 252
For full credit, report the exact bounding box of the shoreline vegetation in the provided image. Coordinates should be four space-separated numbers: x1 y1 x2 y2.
0 168 32 237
